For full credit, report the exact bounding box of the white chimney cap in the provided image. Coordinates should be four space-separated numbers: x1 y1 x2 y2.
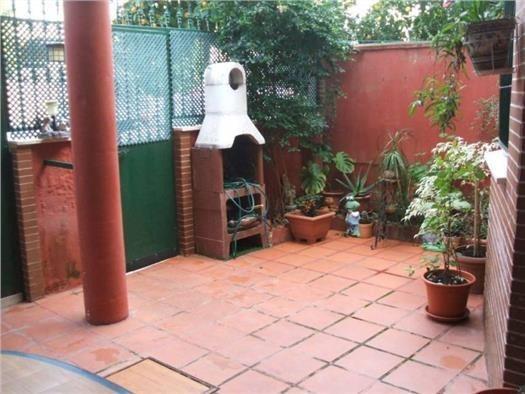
204 62 246 86
195 62 265 149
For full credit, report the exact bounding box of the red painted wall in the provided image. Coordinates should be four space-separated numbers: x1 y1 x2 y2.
31 142 82 294
330 42 499 166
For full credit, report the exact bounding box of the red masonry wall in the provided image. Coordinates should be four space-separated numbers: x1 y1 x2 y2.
330 42 499 164
31 141 82 294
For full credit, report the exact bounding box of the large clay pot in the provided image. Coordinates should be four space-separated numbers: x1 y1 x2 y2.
423 269 476 320
322 190 344 212
456 245 486 295
465 18 515 76
359 223 373 239
285 211 335 244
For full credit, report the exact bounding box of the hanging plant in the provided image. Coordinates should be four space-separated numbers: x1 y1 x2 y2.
409 0 504 137
465 18 515 76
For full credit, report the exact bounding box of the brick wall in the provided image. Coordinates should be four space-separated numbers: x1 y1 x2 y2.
9 139 82 300
331 42 498 167
485 0 525 387
173 126 200 256
10 145 45 301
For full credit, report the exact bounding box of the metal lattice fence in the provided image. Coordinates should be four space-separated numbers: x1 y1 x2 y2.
1 17 69 139
1 17 224 145
1 16 317 145
113 27 172 145
170 30 226 127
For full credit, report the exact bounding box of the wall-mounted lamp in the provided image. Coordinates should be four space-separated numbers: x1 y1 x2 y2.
46 42 65 62
45 100 58 117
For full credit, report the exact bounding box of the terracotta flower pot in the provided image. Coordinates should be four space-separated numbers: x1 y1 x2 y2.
423 269 476 320
456 245 486 295
271 225 292 246
465 18 515 76
359 223 373 239
322 190 344 212
475 389 518 394
285 211 335 244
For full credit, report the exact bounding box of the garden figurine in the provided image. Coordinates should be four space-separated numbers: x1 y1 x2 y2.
343 195 361 236
347 211 360 237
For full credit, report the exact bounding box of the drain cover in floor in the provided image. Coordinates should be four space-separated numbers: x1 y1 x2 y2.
107 359 217 394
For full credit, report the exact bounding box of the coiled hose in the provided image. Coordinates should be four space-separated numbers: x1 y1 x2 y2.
224 178 270 258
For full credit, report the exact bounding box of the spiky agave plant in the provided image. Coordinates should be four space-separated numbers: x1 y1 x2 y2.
336 161 376 198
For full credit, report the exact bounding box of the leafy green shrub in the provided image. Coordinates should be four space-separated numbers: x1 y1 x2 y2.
404 137 497 258
409 0 504 136
209 1 353 149
354 0 451 42
295 194 323 217
301 162 327 196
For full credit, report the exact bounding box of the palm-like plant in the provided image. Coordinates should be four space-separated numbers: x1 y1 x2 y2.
381 130 410 200
336 161 376 198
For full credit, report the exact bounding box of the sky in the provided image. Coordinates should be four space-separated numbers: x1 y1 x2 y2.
349 0 379 17
3 0 377 21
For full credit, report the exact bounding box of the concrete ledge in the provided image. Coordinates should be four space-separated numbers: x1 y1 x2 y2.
356 41 431 51
172 125 201 133
485 149 508 184
7 135 70 150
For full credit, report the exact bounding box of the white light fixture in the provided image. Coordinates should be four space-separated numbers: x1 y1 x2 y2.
45 100 58 116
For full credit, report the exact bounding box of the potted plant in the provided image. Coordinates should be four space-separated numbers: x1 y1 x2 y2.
432 138 495 294
475 389 519 394
405 187 476 321
323 151 355 211
336 161 376 211
405 138 499 310
285 194 335 244
419 233 476 322
464 2 515 76
410 1 505 136
359 211 375 239
380 130 411 211
302 148 355 212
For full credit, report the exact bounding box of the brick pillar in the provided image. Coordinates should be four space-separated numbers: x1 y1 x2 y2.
485 0 525 387
502 1 525 384
9 144 44 301
173 126 200 256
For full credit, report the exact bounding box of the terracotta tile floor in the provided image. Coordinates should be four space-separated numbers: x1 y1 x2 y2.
1 231 488 393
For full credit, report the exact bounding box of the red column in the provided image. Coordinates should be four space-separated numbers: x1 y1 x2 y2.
63 0 128 325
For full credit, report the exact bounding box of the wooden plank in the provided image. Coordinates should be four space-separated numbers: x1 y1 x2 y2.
108 359 211 394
